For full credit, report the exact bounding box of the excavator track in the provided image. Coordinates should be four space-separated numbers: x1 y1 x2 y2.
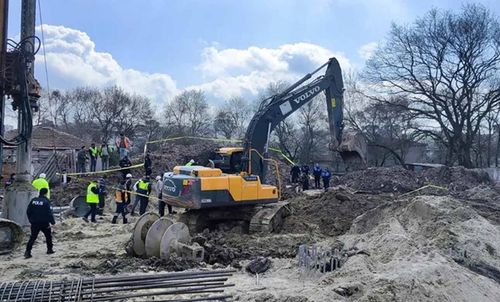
249 201 290 234
178 203 290 234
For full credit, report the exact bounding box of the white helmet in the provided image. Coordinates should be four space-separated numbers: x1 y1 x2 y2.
126 173 132 178
39 173 46 178
156 176 161 181
189 159 195 163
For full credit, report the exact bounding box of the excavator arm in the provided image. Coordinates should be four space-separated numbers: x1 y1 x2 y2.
243 57 366 179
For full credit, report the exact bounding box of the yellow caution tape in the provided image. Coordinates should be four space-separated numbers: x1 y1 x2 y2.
268 147 295 165
146 136 242 145
57 163 144 177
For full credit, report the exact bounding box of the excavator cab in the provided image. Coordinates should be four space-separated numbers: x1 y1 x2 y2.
211 147 244 174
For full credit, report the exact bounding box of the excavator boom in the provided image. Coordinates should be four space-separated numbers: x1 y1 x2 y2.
243 57 366 178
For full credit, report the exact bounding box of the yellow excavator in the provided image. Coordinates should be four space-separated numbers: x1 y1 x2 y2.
162 58 367 233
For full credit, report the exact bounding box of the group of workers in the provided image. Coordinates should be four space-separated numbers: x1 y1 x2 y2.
290 163 332 191
76 133 132 173
23 153 334 259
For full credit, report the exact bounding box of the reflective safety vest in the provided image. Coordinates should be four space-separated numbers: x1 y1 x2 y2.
32 178 50 199
115 190 127 203
86 182 99 204
185 161 193 166
90 146 98 157
137 180 150 195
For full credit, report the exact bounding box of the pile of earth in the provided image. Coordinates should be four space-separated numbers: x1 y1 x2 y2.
192 230 314 267
420 166 491 191
338 165 492 193
281 189 389 236
337 166 421 193
325 195 500 301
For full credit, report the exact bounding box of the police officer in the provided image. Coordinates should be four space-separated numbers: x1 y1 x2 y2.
32 173 50 200
25 188 55 258
322 168 332 192
83 181 100 223
137 176 152 215
313 163 322 189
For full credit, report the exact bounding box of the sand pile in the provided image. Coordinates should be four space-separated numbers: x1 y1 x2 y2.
324 195 500 301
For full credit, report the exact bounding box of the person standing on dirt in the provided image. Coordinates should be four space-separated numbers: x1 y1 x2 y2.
124 173 133 206
322 168 332 191
25 188 55 258
32 173 50 200
301 171 310 191
89 143 99 172
156 175 174 216
83 181 100 223
119 156 132 179
112 180 128 224
144 151 152 176
129 178 141 216
100 143 111 170
290 165 300 183
115 133 131 160
137 176 152 215
313 163 322 189
77 146 87 173
97 176 107 213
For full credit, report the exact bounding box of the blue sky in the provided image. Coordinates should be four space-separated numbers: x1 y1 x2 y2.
6 0 500 104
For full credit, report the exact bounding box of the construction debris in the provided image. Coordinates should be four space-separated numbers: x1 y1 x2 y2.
0 270 235 301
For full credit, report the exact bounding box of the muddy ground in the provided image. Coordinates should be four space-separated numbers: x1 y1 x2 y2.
1 166 500 301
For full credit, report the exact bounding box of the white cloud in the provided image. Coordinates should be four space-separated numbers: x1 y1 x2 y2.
191 43 351 100
34 25 178 104
358 42 378 60
33 25 352 104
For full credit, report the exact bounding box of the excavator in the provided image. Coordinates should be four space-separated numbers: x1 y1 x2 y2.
162 57 367 233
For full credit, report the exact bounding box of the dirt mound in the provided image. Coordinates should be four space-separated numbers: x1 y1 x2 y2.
193 231 312 267
330 195 500 301
337 166 492 194
420 166 491 191
281 189 388 236
338 166 420 193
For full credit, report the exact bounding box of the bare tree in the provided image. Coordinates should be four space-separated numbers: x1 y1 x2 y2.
297 96 327 163
365 4 500 167
164 89 212 136
213 97 251 139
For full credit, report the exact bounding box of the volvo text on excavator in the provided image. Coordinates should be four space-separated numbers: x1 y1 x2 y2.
162 57 367 233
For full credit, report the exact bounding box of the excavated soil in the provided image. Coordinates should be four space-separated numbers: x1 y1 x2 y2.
281 189 390 236
337 166 492 193
2 164 500 301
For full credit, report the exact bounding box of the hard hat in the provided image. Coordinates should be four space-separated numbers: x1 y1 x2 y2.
189 159 195 163
39 173 46 178
156 176 161 180
126 173 132 178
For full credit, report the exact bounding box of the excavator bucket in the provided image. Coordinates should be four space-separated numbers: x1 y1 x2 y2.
337 130 367 171
323 58 367 170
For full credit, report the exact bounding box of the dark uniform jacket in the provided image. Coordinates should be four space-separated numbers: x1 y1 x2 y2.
26 197 55 226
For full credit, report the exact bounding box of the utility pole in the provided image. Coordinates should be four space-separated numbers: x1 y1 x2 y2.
3 0 37 225
0 0 7 178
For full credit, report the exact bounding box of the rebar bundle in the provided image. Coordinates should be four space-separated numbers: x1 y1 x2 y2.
0 269 235 302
